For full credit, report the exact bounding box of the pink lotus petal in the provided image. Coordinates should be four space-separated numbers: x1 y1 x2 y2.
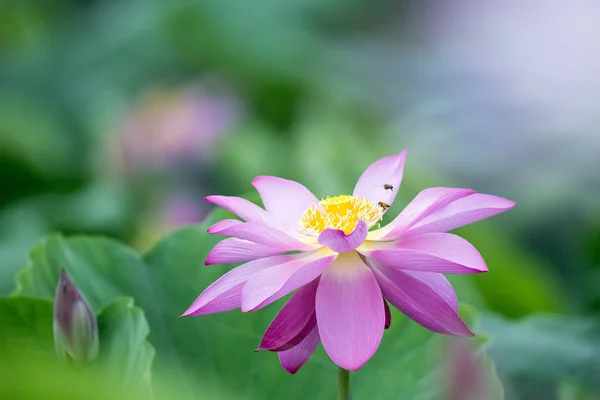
278 326 320 374
401 270 458 312
407 193 516 236
207 219 243 233
353 150 408 207
258 279 319 351
206 194 308 240
384 300 391 329
205 195 269 223
361 233 488 274
182 254 301 316
272 314 317 352
318 220 368 253
209 221 316 252
205 238 284 265
252 176 320 229
372 187 475 240
316 251 385 371
241 252 337 312
371 260 473 336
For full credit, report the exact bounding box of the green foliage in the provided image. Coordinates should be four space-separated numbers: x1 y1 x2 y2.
482 314 600 395
557 380 600 400
0 205 48 295
0 182 134 296
0 296 155 400
0 297 54 360
95 297 155 395
0 95 76 179
165 0 357 83
456 222 568 317
11 205 503 399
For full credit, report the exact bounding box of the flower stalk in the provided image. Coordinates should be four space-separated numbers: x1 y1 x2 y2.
338 368 350 400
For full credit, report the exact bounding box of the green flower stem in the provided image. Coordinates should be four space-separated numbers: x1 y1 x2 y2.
338 368 350 400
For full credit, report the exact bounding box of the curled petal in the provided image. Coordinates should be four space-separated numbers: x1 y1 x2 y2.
209 221 316 252
206 195 307 239
207 219 243 233
278 326 320 374
361 233 487 274
241 252 337 312
353 150 408 207
272 314 317 352
384 300 391 329
318 220 368 253
182 254 301 316
258 279 319 351
316 251 385 371
371 260 472 336
371 187 475 240
205 195 269 223
408 193 516 236
252 176 320 230
205 238 284 265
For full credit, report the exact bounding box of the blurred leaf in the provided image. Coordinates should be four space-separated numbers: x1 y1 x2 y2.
0 297 54 360
0 1 66 53
33 181 135 237
1 359 148 400
95 297 155 396
0 181 133 296
167 0 328 82
217 124 294 194
0 204 48 295
585 221 600 269
456 222 568 318
14 202 503 399
0 94 77 179
481 314 600 395
557 380 600 400
0 295 158 399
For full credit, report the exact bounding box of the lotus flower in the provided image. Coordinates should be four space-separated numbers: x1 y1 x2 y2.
183 150 515 373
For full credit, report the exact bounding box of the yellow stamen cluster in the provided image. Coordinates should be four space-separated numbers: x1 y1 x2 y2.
299 195 384 236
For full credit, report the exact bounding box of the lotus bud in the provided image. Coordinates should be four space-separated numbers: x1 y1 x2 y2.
53 269 99 365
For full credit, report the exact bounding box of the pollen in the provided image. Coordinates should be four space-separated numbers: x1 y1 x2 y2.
299 195 384 236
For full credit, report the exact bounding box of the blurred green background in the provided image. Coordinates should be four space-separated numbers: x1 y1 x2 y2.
1 1 600 399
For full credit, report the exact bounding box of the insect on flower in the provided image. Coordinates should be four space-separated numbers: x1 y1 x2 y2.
377 201 391 211
182 149 515 373
383 184 393 191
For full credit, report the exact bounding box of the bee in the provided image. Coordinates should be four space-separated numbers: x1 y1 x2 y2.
383 184 394 191
378 201 390 211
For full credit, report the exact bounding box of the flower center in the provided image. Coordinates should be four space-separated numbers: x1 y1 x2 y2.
299 195 384 236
